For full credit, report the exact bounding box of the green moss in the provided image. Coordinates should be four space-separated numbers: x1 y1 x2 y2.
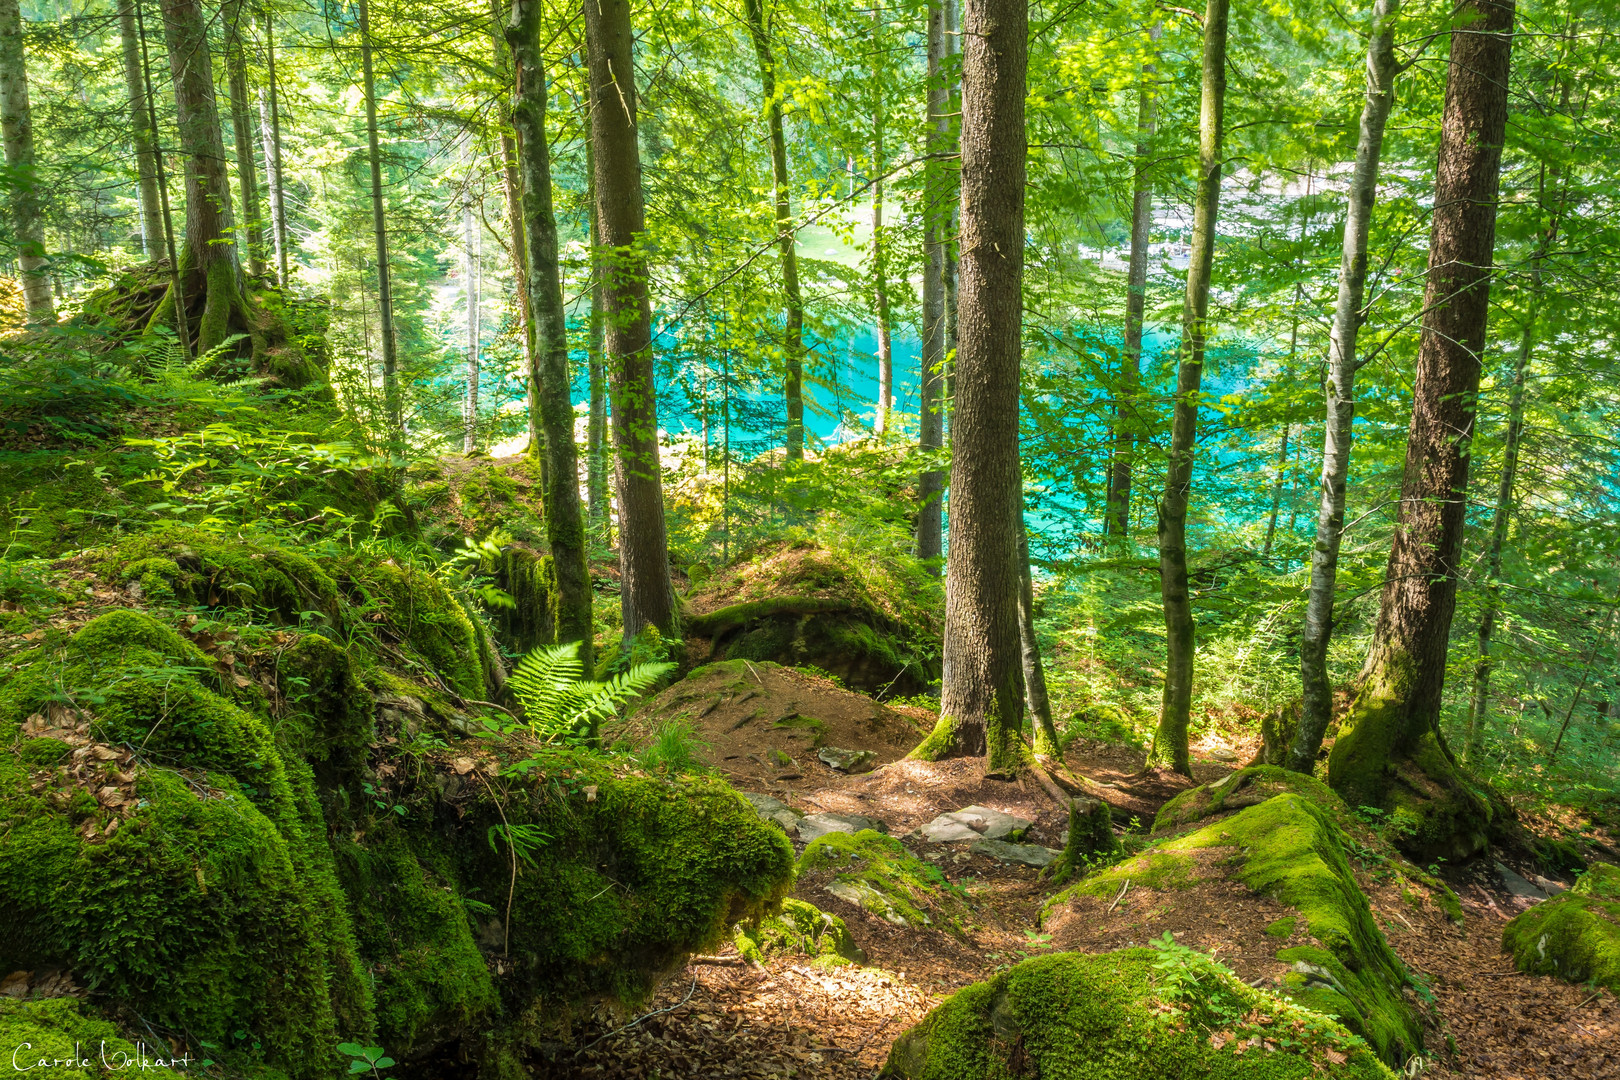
1267 916 1298 938
735 897 865 969
1048 798 1120 886
1043 795 1421 1065
491 544 556 655
1502 863 1620 991
798 829 970 933
278 632 373 762
0 998 185 1077
880 949 1397 1079
1155 766 1345 833
103 527 341 624
346 560 487 700
17 736 71 768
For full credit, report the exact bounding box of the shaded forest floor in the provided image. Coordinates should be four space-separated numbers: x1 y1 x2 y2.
527 670 1620 1080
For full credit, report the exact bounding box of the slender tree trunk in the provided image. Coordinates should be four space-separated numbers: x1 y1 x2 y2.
222 0 263 276
154 0 251 356
585 122 609 534
118 0 164 257
1292 6 1405 764
135 0 188 357
1146 0 1228 778
1548 603 1616 766
259 9 289 284
356 0 401 434
1327 0 1515 860
584 0 677 646
913 0 1026 777
1105 30 1157 542
0 0 54 324
1262 424 1291 556
487 0 538 460
915 0 948 566
742 0 805 461
462 170 480 453
511 0 592 666
1019 525 1060 757
942 0 959 442
871 5 892 436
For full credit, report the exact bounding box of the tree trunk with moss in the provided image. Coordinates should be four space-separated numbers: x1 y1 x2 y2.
356 0 401 434
1146 0 1227 778
509 0 591 669
1327 0 1515 861
1019 525 1059 757
1290 0 1401 773
149 0 253 356
584 115 609 536
258 9 289 284
913 0 1026 776
222 0 263 276
118 0 164 258
915 0 947 567
742 0 804 461
0 0 54 324
585 0 677 647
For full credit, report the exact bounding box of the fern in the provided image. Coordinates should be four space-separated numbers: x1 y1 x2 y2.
507 640 671 744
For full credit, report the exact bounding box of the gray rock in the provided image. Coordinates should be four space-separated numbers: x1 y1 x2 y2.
1209 748 1239 762
824 880 924 926
797 812 889 842
1289 960 1347 995
970 839 1061 867
1532 874 1568 895
741 792 804 835
918 804 1033 843
1496 861 1548 903
817 746 877 774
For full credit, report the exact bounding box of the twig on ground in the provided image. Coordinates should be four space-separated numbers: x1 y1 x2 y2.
573 976 700 1055
1108 878 1131 913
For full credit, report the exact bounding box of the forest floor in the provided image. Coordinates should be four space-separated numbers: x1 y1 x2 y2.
530 670 1620 1080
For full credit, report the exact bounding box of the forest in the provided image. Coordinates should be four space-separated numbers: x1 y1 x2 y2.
0 0 1617 1074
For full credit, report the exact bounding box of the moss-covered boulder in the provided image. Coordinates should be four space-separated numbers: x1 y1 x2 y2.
880 949 1397 1079
1154 766 1345 833
735 897 866 969
0 998 186 1078
798 829 971 934
1502 862 1620 991
1044 794 1421 1065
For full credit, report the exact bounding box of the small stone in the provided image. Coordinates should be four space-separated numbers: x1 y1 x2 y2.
918 805 1033 843
817 747 877 774
741 792 805 834
1496 861 1548 903
797 812 889 842
1209 748 1238 762
1531 875 1567 895
969 839 1061 867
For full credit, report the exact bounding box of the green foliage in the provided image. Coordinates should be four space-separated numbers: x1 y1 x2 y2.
507 640 673 744
798 829 972 934
734 896 865 970
1502 863 1620 992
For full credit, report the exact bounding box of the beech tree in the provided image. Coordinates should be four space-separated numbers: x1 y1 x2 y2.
0 0 54 323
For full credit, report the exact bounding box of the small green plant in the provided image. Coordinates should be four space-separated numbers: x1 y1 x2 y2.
487 822 552 867
638 719 710 773
507 639 672 744
337 1041 395 1078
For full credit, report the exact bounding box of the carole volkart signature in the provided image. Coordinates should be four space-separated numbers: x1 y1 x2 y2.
10 1042 192 1072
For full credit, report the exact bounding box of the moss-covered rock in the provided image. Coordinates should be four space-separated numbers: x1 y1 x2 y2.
880 949 1397 1079
1043 794 1422 1065
1046 798 1119 887
1502 862 1620 991
1154 766 1346 833
735 897 866 969
798 829 970 934
0 998 186 1078
101 527 341 624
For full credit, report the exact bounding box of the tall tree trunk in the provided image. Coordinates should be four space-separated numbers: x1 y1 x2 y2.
0 0 54 324
742 0 804 461
915 0 948 567
871 5 892 437
942 0 959 442
1146 0 1228 777
356 0 401 434
153 0 251 356
1105 30 1157 542
912 0 1026 777
1293 7 1404 759
487 0 537 461
585 120 609 535
1262 424 1291 556
1326 0 1515 861
584 0 677 646
118 0 164 257
135 0 188 357
1019 525 1060 757
259 9 289 284
462 169 480 453
222 0 263 276
511 0 592 666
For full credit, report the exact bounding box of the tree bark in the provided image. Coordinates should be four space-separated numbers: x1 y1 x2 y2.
118 0 164 258
1105 30 1157 542
1293 1 1407 765
871 5 892 437
0 0 54 324
258 9 289 285
942 0 959 442
462 168 480 453
1019 525 1060 757
222 0 263 276
153 0 251 356
742 0 804 461
585 0 677 647
134 0 188 356
916 0 948 567
585 122 609 535
486 0 538 461
510 0 592 667
355 0 401 434
913 0 1026 776
1326 0 1515 860
1146 0 1228 778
